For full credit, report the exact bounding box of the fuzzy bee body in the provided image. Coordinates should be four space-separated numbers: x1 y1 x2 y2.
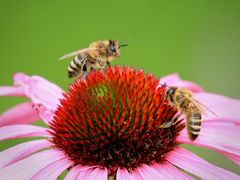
166 87 202 141
67 53 103 78
59 40 127 79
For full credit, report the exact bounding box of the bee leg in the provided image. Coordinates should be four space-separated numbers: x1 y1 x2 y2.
76 64 88 79
82 72 88 79
76 73 83 79
158 112 183 128
172 112 183 125
97 60 104 67
158 121 173 128
106 61 111 67
82 64 88 79
77 71 88 79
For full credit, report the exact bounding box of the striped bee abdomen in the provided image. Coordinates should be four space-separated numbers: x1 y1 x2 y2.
186 109 202 141
68 54 87 78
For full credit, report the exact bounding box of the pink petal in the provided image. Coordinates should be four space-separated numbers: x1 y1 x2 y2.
195 92 240 121
0 149 66 179
13 72 64 111
159 73 203 92
0 139 52 168
1 72 64 125
178 119 240 157
0 125 51 141
166 147 240 179
117 163 191 180
159 74 180 84
65 165 97 180
117 168 134 180
117 168 144 180
85 167 108 180
65 166 108 180
223 152 240 165
137 164 163 179
0 102 40 127
72 166 107 180
32 104 55 125
135 163 192 180
151 162 192 180
0 86 25 96
65 165 85 180
31 157 74 180
77 168 94 179
13 72 30 85
130 170 144 180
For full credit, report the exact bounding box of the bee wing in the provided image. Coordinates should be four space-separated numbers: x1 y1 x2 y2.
182 93 218 117
192 98 218 117
59 48 97 60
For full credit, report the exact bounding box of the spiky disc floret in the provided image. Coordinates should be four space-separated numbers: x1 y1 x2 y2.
50 66 184 174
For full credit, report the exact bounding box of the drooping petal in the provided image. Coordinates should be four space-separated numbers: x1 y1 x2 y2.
130 169 144 180
117 168 134 180
13 72 64 111
151 162 192 180
195 92 240 121
84 167 108 180
0 125 51 141
64 165 100 180
0 86 25 96
116 163 191 180
166 147 240 179
32 104 55 125
159 73 203 92
0 139 52 168
178 119 240 158
1 72 64 125
71 166 108 180
137 164 163 179
0 102 39 127
134 163 192 180
117 167 144 180
0 149 66 179
31 157 74 180
64 165 84 180
76 168 95 179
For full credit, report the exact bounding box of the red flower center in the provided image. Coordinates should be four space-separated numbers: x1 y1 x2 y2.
50 66 184 174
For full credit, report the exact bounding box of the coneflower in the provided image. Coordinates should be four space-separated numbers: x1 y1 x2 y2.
0 66 239 179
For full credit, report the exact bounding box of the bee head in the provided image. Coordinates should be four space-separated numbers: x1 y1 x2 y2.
166 87 177 103
166 88 175 96
107 40 128 58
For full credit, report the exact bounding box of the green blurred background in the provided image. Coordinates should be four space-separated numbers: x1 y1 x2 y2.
0 0 239 175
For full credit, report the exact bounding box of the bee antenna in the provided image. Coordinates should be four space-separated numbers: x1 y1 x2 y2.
119 38 131 48
119 44 128 48
158 83 170 88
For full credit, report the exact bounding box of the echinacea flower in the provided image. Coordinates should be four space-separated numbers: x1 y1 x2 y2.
0 66 240 179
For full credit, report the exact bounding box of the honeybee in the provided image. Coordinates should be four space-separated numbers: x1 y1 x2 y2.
59 40 127 78
162 86 216 141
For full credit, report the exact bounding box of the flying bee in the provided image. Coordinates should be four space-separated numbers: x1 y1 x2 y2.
160 86 216 141
59 40 128 79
